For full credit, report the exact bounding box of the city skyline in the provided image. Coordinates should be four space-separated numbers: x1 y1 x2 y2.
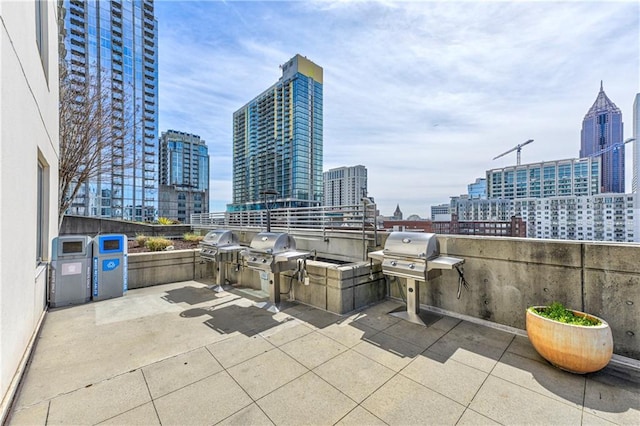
155 1 639 216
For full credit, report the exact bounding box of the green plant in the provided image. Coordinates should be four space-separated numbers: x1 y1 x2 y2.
531 302 600 326
145 237 173 252
183 232 204 243
157 217 175 225
135 234 149 247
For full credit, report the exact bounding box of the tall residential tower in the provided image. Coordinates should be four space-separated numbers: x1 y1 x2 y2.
61 0 158 221
580 82 624 193
324 165 367 207
230 54 323 211
158 130 210 223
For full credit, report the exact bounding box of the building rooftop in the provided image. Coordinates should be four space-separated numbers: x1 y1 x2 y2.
7 280 640 425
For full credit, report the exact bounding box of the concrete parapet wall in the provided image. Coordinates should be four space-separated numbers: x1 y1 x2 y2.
61 215 192 238
128 250 212 289
427 235 639 359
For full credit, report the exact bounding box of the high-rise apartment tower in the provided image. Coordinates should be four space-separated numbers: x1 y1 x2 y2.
158 130 210 223
580 82 624 193
61 0 158 221
324 165 367 207
633 93 640 241
230 54 323 211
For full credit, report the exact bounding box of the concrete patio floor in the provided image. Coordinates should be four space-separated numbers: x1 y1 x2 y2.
6 280 640 425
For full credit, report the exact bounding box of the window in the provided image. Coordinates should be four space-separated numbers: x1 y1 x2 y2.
36 158 49 264
35 0 49 82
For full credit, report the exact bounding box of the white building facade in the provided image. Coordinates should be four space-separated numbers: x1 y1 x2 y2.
323 165 367 207
1 0 59 418
487 158 601 199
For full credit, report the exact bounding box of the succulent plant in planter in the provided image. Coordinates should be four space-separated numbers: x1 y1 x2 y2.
526 302 613 374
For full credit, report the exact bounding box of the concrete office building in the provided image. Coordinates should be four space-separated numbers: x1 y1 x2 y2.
230 54 323 211
430 203 451 221
61 0 158 221
158 130 210 223
324 165 367 207
487 158 601 199
0 1 59 418
580 82 624 193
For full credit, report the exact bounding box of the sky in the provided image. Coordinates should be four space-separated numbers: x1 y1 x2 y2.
155 0 640 218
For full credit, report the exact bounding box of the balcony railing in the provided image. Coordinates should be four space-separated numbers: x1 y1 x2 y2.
191 204 378 236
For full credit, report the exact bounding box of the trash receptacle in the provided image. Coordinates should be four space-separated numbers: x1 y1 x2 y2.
50 235 92 307
92 234 128 301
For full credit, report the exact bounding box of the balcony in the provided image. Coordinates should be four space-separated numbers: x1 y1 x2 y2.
5 212 639 424
7 271 638 424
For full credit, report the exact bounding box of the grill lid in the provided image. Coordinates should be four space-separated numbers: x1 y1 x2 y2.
382 232 438 259
247 232 296 255
202 230 238 247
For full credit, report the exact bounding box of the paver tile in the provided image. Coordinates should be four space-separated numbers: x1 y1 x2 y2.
314 349 395 403
317 321 379 348
226 348 308 400
383 318 448 350
335 406 387 425
401 349 488 405
6 401 48 426
469 375 583 425
47 370 151 425
154 371 252 425
491 351 585 408
258 319 314 346
257 372 356 426
583 376 640 425
216 403 274 425
98 402 160 425
142 347 222 398
361 374 465 425
352 331 423 371
206 333 274 368
456 408 501 425
280 331 347 369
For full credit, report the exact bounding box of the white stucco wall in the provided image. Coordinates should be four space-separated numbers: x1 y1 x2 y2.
0 0 59 415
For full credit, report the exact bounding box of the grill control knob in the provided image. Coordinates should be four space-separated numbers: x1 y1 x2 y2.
390 261 397 266
251 257 257 261
409 264 415 269
262 258 267 263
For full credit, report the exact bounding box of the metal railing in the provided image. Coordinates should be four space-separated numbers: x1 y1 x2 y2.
191 203 378 236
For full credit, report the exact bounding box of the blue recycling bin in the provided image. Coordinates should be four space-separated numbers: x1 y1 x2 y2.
92 234 128 301
50 235 93 307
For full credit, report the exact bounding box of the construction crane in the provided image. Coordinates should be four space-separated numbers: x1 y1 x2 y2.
493 139 534 166
587 138 635 158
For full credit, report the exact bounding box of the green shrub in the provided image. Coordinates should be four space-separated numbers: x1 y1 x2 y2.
145 237 173 252
135 234 149 247
183 233 204 243
532 302 600 326
157 217 176 225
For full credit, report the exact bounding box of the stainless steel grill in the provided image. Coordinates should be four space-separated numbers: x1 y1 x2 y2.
241 232 309 274
369 232 464 326
241 232 310 308
199 230 244 291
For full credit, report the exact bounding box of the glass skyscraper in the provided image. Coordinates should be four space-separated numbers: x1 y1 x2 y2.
580 82 624 193
62 0 158 221
229 54 323 211
158 130 209 223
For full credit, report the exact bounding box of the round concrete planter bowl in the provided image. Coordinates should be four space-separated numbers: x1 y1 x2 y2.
526 306 613 374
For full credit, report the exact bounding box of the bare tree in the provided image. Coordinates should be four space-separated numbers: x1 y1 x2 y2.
58 60 137 227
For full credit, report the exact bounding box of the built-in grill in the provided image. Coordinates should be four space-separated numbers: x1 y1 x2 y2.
200 230 244 291
369 232 465 326
241 232 310 308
